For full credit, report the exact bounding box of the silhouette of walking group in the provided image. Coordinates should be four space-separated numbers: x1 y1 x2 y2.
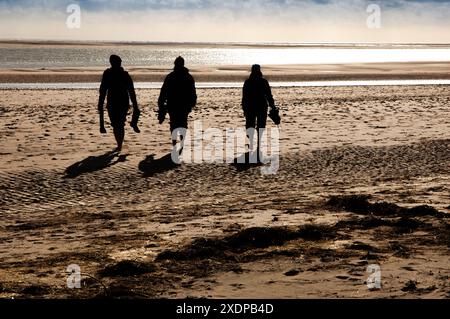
98 54 280 158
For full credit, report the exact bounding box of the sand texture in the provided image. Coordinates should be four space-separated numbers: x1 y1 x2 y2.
0 85 449 298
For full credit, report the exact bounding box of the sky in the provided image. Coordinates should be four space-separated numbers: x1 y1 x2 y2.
1 0 450 43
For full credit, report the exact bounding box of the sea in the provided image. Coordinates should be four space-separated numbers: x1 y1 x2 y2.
1 42 450 69
1 42 450 89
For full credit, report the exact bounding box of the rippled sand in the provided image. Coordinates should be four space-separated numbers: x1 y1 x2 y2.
0 85 449 298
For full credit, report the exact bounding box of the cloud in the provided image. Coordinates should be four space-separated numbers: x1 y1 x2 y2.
0 0 450 42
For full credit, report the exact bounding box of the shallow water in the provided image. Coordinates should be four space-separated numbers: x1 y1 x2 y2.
1 79 450 90
1 45 450 69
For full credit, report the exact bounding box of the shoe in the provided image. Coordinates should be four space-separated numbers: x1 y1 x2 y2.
131 124 140 133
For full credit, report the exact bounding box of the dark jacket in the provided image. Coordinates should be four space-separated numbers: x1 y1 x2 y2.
98 67 137 111
158 66 197 114
242 76 275 114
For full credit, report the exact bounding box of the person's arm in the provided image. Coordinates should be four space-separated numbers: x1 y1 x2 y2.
127 73 140 131
98 71 108 133
158 77 168 109
264 79 275 109
127 73 139 111
242 80 249 115
157 77 169 124
190 75 197 111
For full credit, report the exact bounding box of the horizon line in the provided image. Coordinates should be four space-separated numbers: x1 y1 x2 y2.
1 39 450 47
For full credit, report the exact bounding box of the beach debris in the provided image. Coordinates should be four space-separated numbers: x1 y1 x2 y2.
284 269 301 277
157 225 339 261
326 195 447 218
98 260 156 278
21 284 52 296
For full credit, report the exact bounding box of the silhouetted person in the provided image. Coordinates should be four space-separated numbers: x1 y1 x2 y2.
158 56 197 148
242 64 275 155
98 54 140 152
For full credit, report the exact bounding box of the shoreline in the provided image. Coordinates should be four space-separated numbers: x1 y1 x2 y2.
1 62 450 83
2 79 450 90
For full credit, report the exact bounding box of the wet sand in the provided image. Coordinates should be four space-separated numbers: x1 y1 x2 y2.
0 85 449 298
1 62 450 83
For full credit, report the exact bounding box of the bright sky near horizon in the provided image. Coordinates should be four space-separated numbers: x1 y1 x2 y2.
1 0 450 43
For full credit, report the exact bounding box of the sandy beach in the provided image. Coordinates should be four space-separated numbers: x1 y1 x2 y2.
0 83 449 298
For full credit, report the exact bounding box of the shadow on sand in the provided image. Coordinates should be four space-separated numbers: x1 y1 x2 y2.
138 153 180 177
65 150 127 178
230 151 263 172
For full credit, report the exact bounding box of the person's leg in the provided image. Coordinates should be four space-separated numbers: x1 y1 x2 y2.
113 126 125 151
256 110 268 161
170 114 188 151
170 127 177 147
178 116 188 154
177 127 187 156
245 114 256 151
169 114 178 146
108 107 127 152
170 128 185 147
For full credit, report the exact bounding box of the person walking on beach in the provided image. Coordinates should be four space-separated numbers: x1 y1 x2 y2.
242 64 276 157
158 56 197 150
98 54 140 152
